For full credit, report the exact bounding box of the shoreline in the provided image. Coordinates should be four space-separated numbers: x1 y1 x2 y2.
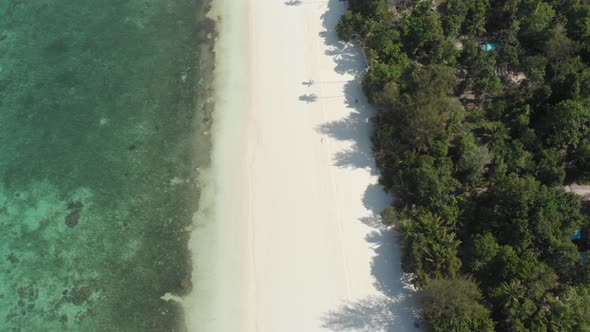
182 0 249 330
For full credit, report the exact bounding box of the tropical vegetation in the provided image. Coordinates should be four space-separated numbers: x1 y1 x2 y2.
339 0 590 330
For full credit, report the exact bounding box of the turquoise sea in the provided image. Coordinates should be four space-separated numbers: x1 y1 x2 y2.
0 0 214 330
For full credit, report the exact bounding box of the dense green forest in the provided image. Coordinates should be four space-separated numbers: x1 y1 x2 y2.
338 0 590 330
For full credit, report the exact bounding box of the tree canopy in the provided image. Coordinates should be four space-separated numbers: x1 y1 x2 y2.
418 277 494 332
339 0 590 330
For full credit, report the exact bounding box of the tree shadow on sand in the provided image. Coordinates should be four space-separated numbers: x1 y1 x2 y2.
319 1 367 76
319 0 422 331
321 228 421 332
284 0 302 6
320 133 421 331
362 183 392 215
299 93 318 103
321 295 406 331
322 184 420 331
316 80 378 174
315 0 375 174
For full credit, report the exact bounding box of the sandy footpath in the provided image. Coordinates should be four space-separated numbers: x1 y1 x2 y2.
183 0 420 331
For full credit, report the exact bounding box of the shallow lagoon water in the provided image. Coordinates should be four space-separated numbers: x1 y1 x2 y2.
0 0 213 330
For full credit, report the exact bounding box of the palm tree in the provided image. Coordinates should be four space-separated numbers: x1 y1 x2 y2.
500 280 525 310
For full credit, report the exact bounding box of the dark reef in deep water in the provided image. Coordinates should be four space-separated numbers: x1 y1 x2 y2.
0 0 216 330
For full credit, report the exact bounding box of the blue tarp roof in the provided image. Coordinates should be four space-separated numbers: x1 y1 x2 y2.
479 43 498 52
571 229 582 241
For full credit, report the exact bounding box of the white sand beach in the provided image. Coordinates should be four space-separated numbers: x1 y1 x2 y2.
183 0 420 331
